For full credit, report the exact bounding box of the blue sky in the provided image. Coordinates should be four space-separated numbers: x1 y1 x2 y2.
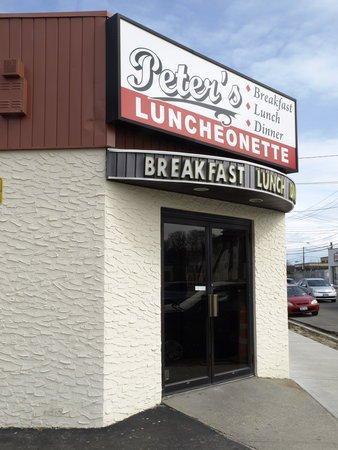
2 0 338 263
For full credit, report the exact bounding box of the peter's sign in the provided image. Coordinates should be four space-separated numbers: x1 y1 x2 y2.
107 15 298 172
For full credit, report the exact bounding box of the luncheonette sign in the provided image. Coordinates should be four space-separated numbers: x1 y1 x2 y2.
106 149 296 212
107 15 298 173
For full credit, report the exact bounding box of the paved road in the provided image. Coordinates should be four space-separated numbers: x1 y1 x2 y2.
289 330 338 418
292 300 338 334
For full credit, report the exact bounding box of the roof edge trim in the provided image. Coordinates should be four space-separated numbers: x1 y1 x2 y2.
0 10 112 19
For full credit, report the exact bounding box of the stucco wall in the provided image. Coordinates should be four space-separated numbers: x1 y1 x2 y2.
103 181 288 425
0 149 106 427
0 149 288 428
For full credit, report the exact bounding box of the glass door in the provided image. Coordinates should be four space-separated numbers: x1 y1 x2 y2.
210 226 252 382
163 221 210 392
162 210 253 393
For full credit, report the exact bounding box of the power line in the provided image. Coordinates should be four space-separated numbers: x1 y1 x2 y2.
292 205 338 212
288 196 338 221
289 211 337 222
303 232 338 242
288 190 338 227
296 181 338 185
287 244 334 252
288 190 338 219
286 241 338 252
288 242 337 252
287 234 338 247
286 245 337 256
288 215 337 223
287 248 333 256
292 198 338 215
287 230 337 233
300 154 338 159
301 190 338 210
286 238 338 254
286 243 332 249
287 226 338 231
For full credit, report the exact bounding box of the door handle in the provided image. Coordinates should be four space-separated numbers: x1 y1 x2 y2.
208 294 219 317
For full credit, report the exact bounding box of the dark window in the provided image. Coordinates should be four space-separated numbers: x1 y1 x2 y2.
307 279 329 287
287 286 307 297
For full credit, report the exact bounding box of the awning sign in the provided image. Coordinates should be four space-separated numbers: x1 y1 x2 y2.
106 149 296 213
107 15 298 173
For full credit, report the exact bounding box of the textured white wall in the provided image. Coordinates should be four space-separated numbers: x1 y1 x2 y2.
0 149 288 428
0 150 106 427
103 182 288 425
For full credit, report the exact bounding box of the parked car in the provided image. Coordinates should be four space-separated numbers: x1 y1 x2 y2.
287 284 319 316
297 278 336 302
287 277 295 284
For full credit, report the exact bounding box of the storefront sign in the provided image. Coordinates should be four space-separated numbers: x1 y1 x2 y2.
106 149 296 212
107 15 298 173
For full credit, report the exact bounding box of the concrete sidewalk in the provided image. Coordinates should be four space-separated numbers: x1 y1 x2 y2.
164 377 338 450
289 330 338 418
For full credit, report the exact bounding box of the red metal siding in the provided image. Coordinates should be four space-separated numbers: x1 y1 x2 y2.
0 12 110 150
0 11 233 158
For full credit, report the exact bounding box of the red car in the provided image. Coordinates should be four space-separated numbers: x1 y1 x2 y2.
287 284 319 316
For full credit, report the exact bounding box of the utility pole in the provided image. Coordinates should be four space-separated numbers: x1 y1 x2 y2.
302 242 310 271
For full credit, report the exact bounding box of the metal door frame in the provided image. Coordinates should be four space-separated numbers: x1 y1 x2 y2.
161 208 254 394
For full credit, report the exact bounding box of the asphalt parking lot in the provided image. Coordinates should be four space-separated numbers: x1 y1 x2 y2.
292 298 338 335
0 405 248 450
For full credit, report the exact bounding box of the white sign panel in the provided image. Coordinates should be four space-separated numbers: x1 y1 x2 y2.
108 15 298 172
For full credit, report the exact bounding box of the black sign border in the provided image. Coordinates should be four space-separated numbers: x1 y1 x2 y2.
106 149 296 213
106 14 299 174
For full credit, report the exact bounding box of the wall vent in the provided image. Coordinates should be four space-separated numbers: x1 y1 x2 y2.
0 60 27 116
3 59 25 78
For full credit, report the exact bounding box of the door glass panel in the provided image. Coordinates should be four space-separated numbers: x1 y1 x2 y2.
163 222 208 386
212 228 250 376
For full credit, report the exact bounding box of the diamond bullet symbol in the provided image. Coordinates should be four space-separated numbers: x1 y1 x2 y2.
246 120 251 126
246 102 251 110
246 84 251 92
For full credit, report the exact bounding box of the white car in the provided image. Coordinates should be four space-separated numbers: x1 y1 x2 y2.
297 278 336 303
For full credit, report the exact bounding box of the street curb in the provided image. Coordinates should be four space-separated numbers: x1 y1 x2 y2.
289 320 338 350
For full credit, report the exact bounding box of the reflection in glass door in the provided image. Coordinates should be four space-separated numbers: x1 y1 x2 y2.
211 227 250 380
162 211 253 393
163 223 209 391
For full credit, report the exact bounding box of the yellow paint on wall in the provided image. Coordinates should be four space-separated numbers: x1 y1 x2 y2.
0 178 3 204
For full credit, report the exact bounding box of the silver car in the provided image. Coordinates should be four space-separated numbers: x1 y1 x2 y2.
297 278 336 303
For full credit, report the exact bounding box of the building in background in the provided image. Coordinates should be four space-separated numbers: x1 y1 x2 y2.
0 11 297 428
287 261 329 281
328 248 338 287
